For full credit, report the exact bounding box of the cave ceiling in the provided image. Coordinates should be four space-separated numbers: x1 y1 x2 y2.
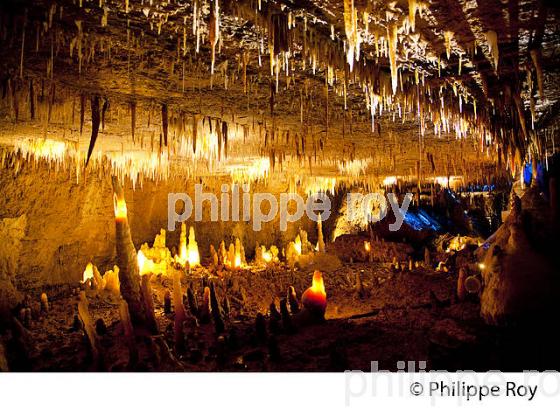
0 0 558 188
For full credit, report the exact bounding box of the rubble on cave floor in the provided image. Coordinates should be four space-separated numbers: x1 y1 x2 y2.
8 259 552 372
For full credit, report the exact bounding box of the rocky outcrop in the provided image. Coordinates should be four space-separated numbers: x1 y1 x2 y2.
0 215 26 315
477 189 559 325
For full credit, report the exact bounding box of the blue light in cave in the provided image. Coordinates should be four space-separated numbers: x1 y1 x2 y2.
523 161 545 187
403 209 442 232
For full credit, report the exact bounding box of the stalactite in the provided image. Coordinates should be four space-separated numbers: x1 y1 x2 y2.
217 119 222 159
387 23 398 95
19 9 27 80
270 79 275 116
46 82 55 123
101 6 108 27
209 0 220 75
513 92 529 142
85 95 100 166
444 31 454 60
28 79 34 120
485 30 499 71
222 120 228 158
75 20 83 74
10 79 19 123
161 103 168 147
242 51 249 94
408 0 417 32
130 101 136 143
79 93 85 135
101 98 108 131
268 13 289 77
192 114 198 154
530 48 544 101
344 0 359 71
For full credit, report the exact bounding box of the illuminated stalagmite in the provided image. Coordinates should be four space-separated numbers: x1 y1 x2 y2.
112 177 148 327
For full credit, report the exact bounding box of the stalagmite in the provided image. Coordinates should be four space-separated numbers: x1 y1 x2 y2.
172 270 186 349
0 0 557 376
255 243 263 265
186 226 200 267
209 283 224 334
141 275 159 334
280 299 295 334
200 286 211 324
269 302 281 334
457 268 467 301
355 270 364 298
177 222 188 266
104 266 120 295
0 341 9 371
255 313 267 342
287 286 300 314
40 292 49 313
424 247 431 267
77 292 100 366
186 286 199 318
112 177 148 327
163 290 172 314
92 264 106 291
317 213 325 253
210 244 219 267
119 299 138 365
95 319 107 336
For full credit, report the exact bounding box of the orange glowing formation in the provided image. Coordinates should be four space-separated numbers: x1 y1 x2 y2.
302 270 327 317
82 262 94 283
113 193 128 220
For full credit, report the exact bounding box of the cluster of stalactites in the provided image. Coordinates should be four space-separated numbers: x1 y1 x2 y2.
344 0 361 72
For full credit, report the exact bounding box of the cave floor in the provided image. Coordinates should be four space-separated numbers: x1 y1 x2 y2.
20 262 557 372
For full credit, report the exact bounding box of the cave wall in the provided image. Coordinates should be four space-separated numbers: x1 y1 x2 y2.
0 163 317 295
